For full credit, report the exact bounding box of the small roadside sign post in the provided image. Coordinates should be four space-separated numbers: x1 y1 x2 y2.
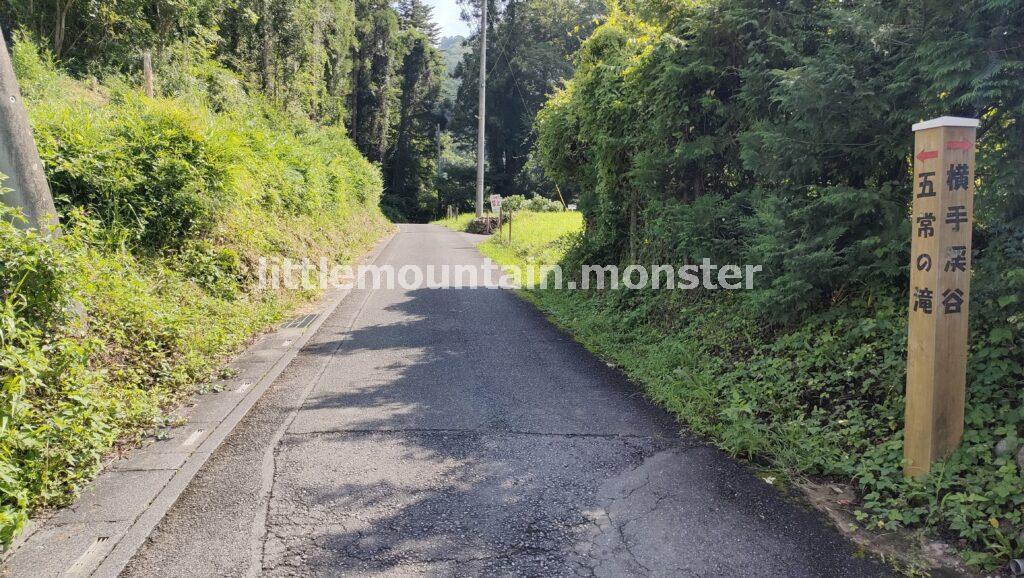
490 194 502 238
143 51 154 97
903 116 978 478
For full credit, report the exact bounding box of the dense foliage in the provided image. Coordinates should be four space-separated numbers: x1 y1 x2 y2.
534 0 1024 567
0 37 388 548
500 194 564 213
385 24 446 220
0 0 447 222
537 0 1023 320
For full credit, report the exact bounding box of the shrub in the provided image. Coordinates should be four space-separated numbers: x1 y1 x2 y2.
536 0 1024 323
499 195 562 214
31 93 228 251
16 37 384 260
524 196 563 213
0 38 390 550
502 194 527 213
0 215 113 547
0 209 67 327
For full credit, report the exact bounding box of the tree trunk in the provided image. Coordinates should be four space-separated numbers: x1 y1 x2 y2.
53 0 76 59
260 0 273 94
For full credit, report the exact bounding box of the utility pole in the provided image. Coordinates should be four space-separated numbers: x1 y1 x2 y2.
475 0 487 218
0 28 59 233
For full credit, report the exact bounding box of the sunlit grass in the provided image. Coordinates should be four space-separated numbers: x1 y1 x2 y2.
430 210 583 282
478 211 583 285
431 212 477 231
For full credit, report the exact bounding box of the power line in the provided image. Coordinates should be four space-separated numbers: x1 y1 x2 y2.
501 50 531 114
487 28 512 76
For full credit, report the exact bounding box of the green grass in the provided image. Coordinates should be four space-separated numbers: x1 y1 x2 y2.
475 211 583 286
430 210 584 287
429 209 584 286
431 212 477 232
428 209 584 284
480 212 583 266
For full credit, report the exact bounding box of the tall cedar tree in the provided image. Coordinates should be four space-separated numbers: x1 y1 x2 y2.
383 0 446 221
349 0 399 163
449 0 603 198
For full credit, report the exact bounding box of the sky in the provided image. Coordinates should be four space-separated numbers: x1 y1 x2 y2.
425 0 471 38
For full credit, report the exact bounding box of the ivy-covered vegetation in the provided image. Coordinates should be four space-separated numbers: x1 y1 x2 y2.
0 25 391 547
532 0 1024 568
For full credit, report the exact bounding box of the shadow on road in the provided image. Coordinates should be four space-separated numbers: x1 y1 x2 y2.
126 226 891 577
260 286 889 577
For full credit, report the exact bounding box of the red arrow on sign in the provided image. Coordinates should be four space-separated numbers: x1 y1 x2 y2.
946 139 972 150
916 149 938 162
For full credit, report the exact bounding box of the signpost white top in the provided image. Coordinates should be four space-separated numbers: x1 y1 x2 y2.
912 116 980 132
903 115 978 477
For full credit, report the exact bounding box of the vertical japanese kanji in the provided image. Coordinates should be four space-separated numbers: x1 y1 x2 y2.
904 116 978 477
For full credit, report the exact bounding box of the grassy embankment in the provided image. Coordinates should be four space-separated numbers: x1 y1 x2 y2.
446 209 1024 571
477 212 583 285
431 212 476 232
0 40 390 546
431 210 582 285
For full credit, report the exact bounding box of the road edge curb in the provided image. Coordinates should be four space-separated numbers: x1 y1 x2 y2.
91 229 398 577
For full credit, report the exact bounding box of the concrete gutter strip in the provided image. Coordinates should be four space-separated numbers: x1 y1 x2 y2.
0 232 395 578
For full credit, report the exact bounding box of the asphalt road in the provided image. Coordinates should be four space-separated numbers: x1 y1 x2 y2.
124 224 890 577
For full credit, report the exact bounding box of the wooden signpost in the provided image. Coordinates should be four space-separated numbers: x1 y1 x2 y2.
143 52 155 97
490 194 502 238
904 116 978 477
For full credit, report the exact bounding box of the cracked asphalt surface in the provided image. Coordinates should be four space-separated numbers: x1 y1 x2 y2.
124 224 891 577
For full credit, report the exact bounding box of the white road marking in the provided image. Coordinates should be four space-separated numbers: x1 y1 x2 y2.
67 536 109 575
181 430 205 448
